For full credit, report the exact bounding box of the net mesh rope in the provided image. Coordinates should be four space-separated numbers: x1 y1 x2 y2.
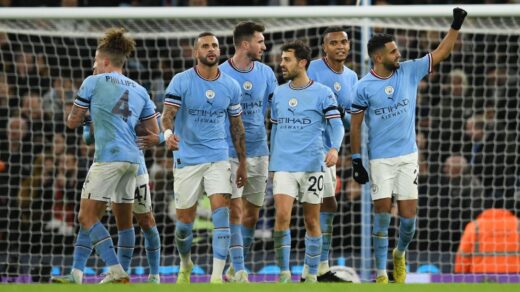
0 15 519 282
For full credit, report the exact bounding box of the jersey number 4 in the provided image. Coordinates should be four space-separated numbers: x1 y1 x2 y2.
112 90 132 121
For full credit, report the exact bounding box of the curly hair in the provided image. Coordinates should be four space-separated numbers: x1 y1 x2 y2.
97 27 136 67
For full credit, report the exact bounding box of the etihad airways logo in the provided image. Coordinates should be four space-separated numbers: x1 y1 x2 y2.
374 98 410 120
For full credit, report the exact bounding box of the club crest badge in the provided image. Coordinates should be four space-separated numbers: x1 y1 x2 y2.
384 85 394 96
243 81 253 91
288 98 298 107
334 82 341 92
206 89 215 100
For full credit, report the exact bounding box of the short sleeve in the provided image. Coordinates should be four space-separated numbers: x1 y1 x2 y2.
164 73 184 108
402 53 431 83
270 88 279 124
322 87 341 120
351 83 368 113
227 79 243 117
343 73 358 113
139 93 158 121
266 68 278 104
74 75 96 109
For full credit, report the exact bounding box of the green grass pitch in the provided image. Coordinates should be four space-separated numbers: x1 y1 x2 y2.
2 283 520 292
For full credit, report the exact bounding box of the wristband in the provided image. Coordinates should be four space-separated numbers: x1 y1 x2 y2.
352 153 361 160
159 132 165 144
164 129 173 140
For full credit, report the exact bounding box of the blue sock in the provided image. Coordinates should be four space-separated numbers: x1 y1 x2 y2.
319 212 334 263
273 230 291 272
88 222 119 266
397 217 416 252
373 213 391 271
241 225 255 260
212 207 231 261
230 224 245 272
143 226 161 275
117 228 135 272
175 221 193 258
72 227 92 271
304 234 322 276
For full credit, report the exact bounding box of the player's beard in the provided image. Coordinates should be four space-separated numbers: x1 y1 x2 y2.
198 55 219 67
281 69 296 81
383 60 399 71
247 50 262 62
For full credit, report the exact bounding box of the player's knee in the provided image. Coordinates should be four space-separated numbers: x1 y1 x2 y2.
242 212 259 229
304 215 320 233
275 212 291 229
321 197 338 212
137 213 156 230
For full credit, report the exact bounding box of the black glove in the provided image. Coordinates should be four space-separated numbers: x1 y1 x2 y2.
451 7 468 30
352 158 369 184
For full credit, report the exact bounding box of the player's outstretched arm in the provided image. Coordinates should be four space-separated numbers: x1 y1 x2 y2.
431 7 468 67
67 104 88 129
230 115 248 188
161 104 180 151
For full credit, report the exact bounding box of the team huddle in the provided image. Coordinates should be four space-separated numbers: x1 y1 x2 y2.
51 7 467 285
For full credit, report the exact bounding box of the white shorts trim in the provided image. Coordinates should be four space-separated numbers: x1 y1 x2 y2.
173 160 232 209
81 162 138 204
230 156 268 207
272 171 324 204
133 174 152 214
323 165 337 199
369 152 419 201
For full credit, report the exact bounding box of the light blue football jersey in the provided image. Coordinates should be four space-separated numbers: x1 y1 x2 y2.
220 59 278 158
136 113 163 176
269 81 341 172
164 67 242 168
308 57 357 152
351 53 431 160
75 72 156 164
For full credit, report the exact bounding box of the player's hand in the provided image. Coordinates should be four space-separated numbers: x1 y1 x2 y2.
352 158 369 184
82 115 91 126
451 7 468 30
165 134 180 151
235 162 248 188
324 148 338 167
137 133 160 150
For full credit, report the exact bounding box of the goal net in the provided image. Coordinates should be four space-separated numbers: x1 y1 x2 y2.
0 5 518 283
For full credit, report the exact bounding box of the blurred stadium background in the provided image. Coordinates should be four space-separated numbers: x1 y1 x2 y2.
0 1 519 284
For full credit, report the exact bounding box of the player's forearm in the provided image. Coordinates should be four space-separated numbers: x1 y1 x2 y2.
67 105 87 129
230 116 247 163
350 113 363 155
431 29 459 66
328 118 345 151
161 106 177 132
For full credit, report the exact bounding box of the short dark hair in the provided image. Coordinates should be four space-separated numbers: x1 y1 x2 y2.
194 31 216 47
321 26 348 44
281 40 312 69
367 33 395 58
233 21 265 47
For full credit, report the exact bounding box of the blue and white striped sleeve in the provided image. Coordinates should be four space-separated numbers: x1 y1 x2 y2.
74 75 96 109
322 88 341 120
164 73 183 108
227 79 243 117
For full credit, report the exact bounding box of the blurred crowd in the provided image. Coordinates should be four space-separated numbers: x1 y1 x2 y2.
0 19 519 276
